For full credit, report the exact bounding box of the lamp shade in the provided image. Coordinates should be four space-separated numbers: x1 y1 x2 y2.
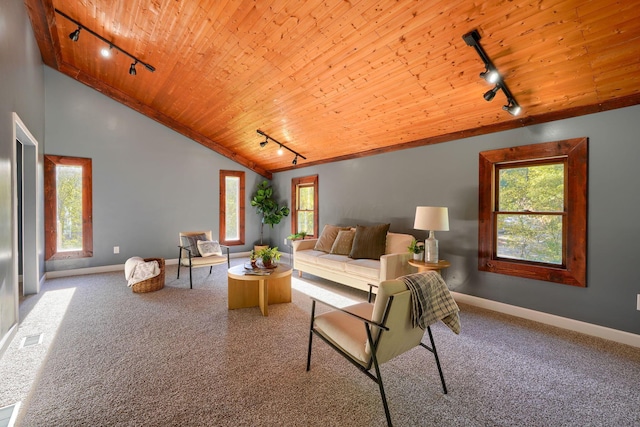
414 206 449 231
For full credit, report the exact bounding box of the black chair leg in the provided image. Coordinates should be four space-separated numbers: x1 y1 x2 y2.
177 248 182 279
189 263 193 289
367 327 392 427
306 301 316 371
427 326 447 394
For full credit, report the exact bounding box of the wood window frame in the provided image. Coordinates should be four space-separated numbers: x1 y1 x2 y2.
291 175 319 237
478 137 587 287
44 155 93 260
219 170 245 246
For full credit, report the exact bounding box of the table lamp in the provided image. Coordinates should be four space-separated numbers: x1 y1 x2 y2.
414 206 449 263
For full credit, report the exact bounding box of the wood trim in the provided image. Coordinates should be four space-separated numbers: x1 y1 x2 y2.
44 155 93 260
478 138 587 287
291 175 319 237
219 170 245 246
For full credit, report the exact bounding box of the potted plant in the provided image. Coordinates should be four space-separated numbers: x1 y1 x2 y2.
251 180 290 247
249 250 258 268
256 246 281 268
287 231 308 241
408 239 425 261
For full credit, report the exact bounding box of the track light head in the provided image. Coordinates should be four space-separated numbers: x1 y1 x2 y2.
277 145 284 156
129 61 137 76
292 156 298 165
260 137 268 148
480 68 499 84
69 27 81 42
483 85 500 101
503 99 521 116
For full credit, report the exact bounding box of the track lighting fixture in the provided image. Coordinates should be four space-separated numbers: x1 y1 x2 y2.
483 85 500 101
55 8 156 75
69 26 81 42
256 130 307 166
503 99 521 116
463 29 521 116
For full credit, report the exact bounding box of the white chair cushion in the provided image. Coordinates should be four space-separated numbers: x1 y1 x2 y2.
314 302 373 366
180 255 227 267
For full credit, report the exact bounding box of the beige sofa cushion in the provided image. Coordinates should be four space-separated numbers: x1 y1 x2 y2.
344 259 380 281
316 254 349 271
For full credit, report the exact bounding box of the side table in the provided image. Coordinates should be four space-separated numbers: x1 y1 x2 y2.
407 259 451 275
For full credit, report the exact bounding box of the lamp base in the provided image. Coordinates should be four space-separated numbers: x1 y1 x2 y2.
424 230 439 263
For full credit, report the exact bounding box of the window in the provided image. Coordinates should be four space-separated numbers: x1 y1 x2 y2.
478 138 587 287
291 175 318 237
220 170 245 245
44 155 93 260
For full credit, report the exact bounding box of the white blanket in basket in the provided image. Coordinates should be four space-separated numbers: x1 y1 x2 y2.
125 257 160 286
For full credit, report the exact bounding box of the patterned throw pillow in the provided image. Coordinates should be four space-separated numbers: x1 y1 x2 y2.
314 225 349 252
197 240 222 257
180 233 207 257
330 230 356 255
349 223 390 260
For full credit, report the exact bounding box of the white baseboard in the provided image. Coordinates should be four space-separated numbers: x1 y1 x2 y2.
44 252 252 279
451 291 640 349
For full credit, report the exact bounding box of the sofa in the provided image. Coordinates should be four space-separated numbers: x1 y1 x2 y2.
292 223 416 293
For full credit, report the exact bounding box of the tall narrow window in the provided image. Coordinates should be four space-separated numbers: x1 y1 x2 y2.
291 175 318 237
44 155 93 260
220 170 245 245
478 138 587 287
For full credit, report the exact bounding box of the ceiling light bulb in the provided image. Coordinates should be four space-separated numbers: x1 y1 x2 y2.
480 69 499 84
277 146 284 155
101 46 111 58
503 100 522 116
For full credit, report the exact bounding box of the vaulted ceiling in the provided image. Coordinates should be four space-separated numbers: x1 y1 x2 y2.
25 0 640 178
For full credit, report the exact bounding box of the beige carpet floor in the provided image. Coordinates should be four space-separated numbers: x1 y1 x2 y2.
1 259 639 426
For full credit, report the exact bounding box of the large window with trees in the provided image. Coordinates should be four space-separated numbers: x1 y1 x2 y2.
291 175 318 237
44 155 93 260
220 170 245 246
478 138 587 287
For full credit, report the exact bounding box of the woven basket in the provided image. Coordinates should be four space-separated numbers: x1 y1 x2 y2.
131 258 165 293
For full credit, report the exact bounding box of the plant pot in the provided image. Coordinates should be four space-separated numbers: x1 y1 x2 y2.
413 252 424 261
254 244 269 253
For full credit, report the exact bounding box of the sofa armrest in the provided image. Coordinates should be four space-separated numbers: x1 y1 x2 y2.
292 238 318 253
380 252 413 280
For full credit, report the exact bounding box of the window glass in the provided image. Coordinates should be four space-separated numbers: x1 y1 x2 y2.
220 170 245 245
56 165 83 252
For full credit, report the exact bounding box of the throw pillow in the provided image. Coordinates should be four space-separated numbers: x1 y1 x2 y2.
197 240 222 257
349 223 390 260
330 230 356 255
314 225 348 253
180 233 207 257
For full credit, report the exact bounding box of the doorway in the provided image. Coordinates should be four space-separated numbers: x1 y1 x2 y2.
13 112 40 296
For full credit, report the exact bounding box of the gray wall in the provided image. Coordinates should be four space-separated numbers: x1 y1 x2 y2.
40 36 640 336
44 68 265 272
0 0 46 347
273 105 640 335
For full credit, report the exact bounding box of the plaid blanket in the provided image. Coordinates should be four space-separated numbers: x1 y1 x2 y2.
400 272 460 334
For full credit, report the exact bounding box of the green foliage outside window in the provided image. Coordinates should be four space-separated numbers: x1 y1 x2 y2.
297 185 314 235
56 165 83 251
497 163 564 264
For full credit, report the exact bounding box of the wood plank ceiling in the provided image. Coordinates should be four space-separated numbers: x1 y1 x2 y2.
25 0 640 178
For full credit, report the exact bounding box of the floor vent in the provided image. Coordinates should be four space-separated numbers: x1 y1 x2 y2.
20 334 43 348
0 402 20 427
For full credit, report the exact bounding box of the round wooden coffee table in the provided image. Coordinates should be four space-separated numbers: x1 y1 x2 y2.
227 264 292 316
